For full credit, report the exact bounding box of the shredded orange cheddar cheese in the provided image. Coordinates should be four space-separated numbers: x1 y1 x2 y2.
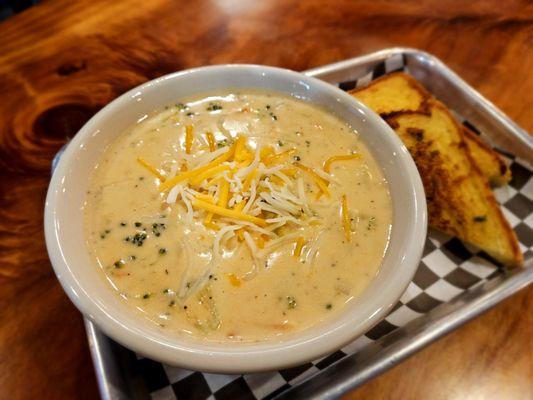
264 148 296 165
189 164 230 186
295 163 331 197
227 273 241 287
293 236 305 257
234 199 247 212
260 147 275 161
137 157 166 181
205 132 216 152
206 176 223 188
159 144 235 191
323 154 361 173
281 167 297 177
195 193 215 203
270 175 285 186
204 212 214 224
193 198 267 227
242 168 258 192
204 221 220 231
234 136 252 161
185 125 194 154
217 180 230 208
255 235 265 249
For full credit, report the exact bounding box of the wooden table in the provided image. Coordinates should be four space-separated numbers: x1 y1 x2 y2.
0 1 531 398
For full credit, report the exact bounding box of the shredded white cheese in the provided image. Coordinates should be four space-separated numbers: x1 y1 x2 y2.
145 134 356 297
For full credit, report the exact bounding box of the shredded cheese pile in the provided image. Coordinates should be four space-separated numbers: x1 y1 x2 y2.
137 125 362 295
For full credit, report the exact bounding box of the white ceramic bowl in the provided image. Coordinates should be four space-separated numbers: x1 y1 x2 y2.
45 65 427 373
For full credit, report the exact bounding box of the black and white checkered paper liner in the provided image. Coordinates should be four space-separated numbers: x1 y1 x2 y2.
134 55 533 400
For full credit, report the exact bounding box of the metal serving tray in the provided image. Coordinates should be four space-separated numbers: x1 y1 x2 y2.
72 48 532 399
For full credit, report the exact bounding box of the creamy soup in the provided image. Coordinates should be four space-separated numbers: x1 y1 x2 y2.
84 90 392 342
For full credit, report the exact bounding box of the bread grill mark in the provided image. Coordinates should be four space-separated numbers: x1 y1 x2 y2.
406 127 425 142
354 72 521 265
352 72 511 187
385 99 522 266
461 125 511 186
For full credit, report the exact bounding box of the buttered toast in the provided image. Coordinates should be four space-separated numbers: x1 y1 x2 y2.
351 74 522 266
351 72 428 116
350 73 511 187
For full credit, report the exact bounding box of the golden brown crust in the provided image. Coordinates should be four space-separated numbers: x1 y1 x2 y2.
449 117 522 266
354 73 523 266
386 100 523 267
349 72 431 117
462 126 512 187
352 72 511 187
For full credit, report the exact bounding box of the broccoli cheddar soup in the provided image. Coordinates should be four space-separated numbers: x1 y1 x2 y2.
84 90 392 342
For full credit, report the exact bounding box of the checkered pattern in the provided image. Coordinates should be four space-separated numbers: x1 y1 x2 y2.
125 54 533 399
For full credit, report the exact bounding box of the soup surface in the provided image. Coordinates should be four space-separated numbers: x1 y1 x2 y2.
84 90 392 342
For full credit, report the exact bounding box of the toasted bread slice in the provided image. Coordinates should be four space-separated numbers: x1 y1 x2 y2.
350 73 511 187
462 126 512 187
350 72 429 116
386 100 522 266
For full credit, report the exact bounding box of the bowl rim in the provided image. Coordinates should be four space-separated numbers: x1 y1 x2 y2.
44 63 427 373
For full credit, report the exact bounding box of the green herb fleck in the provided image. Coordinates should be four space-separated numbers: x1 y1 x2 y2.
134 222 142 227
325 303 333 310
287 296 297 309
269 111 278 121
142 293 151 299
169 300 176 307
293 155 301 162
120 222 127 227
473 215 487 222
163 288 170 294
100 228 112 239
217 139 228 148
277 140 284 147
131 231 147 246
175 103 189 111
367 216 376 230
206 102 223 112
159 248 167 255
305 140 311 147
152 223 166 237
113 259 125 269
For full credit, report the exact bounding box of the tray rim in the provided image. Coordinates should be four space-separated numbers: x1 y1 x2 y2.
80 47 533 400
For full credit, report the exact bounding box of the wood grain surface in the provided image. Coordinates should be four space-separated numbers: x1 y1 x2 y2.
0 0 531 399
